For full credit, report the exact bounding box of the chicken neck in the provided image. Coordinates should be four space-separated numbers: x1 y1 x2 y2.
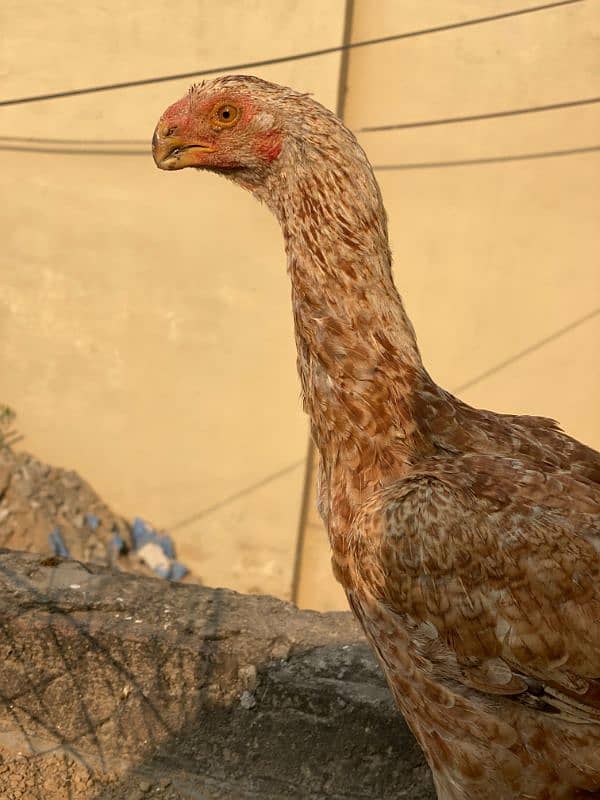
260 131 430 530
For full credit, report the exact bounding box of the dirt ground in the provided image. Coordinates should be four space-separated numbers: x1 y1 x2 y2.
0 753 173 800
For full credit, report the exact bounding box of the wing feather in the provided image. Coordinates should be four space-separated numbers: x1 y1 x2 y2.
356 453 600 722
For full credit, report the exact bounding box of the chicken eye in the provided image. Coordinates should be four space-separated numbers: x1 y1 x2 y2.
213 104 239 128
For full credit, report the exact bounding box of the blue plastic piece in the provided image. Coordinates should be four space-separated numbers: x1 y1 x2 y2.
131 517 154 550
158 534 176 560
131 518 177 558
49 527 70 558
169 561 189 581
84 513 100 531
110 532 126 554
130 517 187 580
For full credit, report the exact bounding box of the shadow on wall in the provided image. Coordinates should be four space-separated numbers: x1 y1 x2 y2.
0 551 434 800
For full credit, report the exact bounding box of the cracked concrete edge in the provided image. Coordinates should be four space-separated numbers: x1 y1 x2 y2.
0 550 434 799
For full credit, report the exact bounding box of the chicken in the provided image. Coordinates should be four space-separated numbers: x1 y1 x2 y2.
152 76 600 799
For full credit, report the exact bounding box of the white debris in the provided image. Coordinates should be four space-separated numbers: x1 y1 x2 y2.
137 541 171 578
240 691 257 710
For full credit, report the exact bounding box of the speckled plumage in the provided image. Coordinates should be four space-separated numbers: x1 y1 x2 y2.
153 76 600 799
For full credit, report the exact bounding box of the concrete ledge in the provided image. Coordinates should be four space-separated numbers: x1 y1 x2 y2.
0 550 434 799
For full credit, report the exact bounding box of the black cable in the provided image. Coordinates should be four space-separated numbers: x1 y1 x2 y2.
0 0 583 108
2 91 598 150
453 307 599 395
0 144 147 156
168 459 304 531
373 145 600 170
166 306 599 533
2 91 600 146
359 95 600 132
3 143 599 167
0 135 148 145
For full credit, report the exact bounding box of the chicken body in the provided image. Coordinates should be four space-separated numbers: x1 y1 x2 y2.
337 398 600 799
153 76 600 799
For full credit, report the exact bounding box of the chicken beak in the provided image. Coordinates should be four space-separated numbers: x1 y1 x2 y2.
152 125 215 170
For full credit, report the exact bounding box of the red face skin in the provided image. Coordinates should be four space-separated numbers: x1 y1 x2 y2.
152 91 282 173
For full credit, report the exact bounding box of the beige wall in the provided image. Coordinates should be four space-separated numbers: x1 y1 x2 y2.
348 0 599 438
296 0 600 609
1 1 598 609
0 0 346 598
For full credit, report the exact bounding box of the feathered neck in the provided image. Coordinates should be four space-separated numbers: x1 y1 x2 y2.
256 113 431 521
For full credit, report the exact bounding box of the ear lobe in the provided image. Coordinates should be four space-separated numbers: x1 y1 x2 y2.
257 131 282 162
254 111 276 130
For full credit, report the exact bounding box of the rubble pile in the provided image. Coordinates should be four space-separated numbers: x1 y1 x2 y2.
0 446 193 582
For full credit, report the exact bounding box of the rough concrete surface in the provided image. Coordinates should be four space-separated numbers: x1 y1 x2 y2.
0 549 434 799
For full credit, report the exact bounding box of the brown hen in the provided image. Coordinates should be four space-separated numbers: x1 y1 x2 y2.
153 76 600 799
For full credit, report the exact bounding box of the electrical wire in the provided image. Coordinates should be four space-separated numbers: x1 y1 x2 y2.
168 458 305 532
3 142 598 168
373 145 600 170
0 135 148 145
0 0 583 108
2 92 598 151
166 306 599 533
359 95 600 132
453 307 599 394
0 144 147 156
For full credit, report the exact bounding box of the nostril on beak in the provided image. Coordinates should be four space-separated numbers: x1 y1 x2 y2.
153 124 177 148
